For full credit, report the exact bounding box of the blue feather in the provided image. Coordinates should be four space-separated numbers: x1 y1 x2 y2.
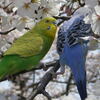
57 15 94 100
60 43 88 100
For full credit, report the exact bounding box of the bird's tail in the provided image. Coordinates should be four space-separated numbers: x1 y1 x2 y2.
71 66 87 100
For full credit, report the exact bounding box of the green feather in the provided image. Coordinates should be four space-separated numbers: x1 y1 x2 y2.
0 17 57 80
5 33 44 57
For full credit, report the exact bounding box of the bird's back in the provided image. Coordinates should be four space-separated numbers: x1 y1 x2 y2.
57 15 90 100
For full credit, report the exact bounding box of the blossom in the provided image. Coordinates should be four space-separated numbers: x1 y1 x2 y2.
17 3 39 18
40 0 60 16
10 0 31 8
0 8 8 16
93 80 100 96
0 14 28 31
3 0 62 30
85 0 98 8
63 0 81 11
17 0 60 20
1 16 8 27
91 5 100 34
0 0 12 7
15 17 30 31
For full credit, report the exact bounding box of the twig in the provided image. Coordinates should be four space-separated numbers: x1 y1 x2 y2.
3 2 13 9
93 33 100 39
0 27 16 35
57 20 65 26
53 16 71 20
52 79 75 85
66 72 73 95
24 27 30 30
78 0 85 7
42 91 51 100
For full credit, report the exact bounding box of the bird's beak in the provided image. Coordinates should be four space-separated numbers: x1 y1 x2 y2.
54 20 64 26
53 20 62 27
53 17 64 26
52 21 58 26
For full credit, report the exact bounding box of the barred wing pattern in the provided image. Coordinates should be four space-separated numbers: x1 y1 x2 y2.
57 15 94 54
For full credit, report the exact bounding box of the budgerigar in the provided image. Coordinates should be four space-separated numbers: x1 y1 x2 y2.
0 17 57 80
57 15 95 100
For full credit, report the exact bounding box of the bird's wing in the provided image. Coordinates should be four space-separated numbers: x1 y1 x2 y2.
4 33 44 57
61 15 93 47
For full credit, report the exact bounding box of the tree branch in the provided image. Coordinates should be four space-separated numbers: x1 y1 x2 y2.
0 27 16 35
27 60 60 100
53 16 71 20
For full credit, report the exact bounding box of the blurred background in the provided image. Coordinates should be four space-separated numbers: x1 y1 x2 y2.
0 0 100 100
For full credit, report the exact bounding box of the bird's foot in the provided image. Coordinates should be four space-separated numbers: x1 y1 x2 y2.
42 63 49 71
55 65 65 76
49 69 57 79
38 63 49 71
49 69 65 79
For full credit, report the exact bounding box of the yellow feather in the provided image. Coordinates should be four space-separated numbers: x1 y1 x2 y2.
4 17 57 57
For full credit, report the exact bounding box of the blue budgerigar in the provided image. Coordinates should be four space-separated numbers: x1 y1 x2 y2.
57 15 95 100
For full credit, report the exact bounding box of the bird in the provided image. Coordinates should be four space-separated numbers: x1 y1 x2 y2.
0 17 57 80
56 14 96 100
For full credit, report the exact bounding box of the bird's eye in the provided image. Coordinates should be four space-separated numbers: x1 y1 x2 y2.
47 26 51 30
45 20 49 23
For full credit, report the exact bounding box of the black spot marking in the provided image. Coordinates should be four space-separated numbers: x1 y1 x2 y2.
35 18 38 20
40 16 43 19
34 10 38 14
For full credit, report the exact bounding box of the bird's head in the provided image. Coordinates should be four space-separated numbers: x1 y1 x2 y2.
35 17 57 38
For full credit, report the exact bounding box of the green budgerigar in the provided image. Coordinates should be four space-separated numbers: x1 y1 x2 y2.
0 17 57 80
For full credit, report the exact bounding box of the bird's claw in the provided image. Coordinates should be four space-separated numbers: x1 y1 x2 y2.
49 69 57 79
42 63 49 71
38 63 49 71
49 69 65 79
